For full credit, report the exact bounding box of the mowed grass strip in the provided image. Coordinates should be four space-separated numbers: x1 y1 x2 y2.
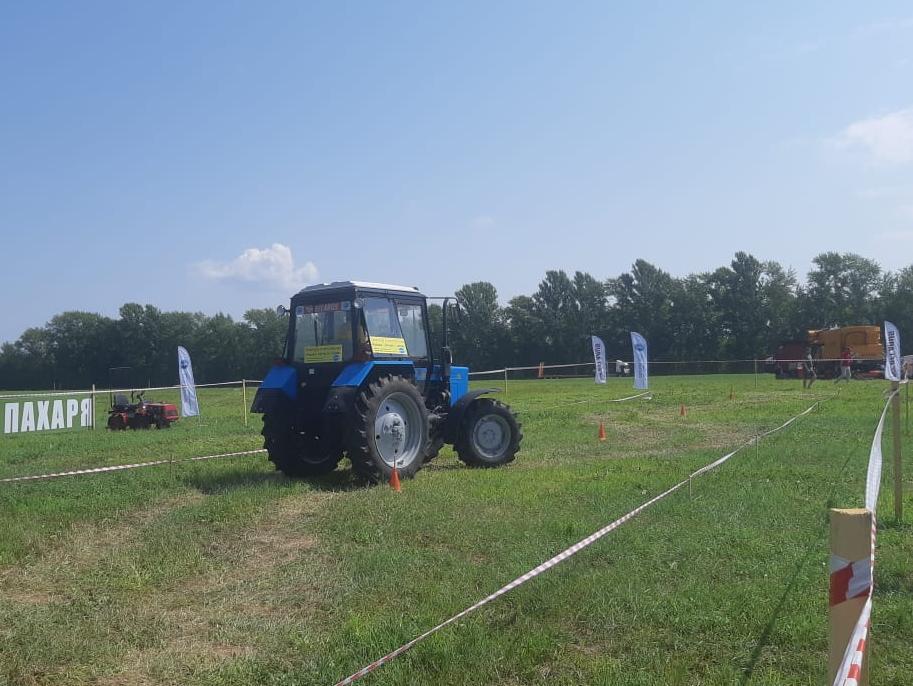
0 375 910 685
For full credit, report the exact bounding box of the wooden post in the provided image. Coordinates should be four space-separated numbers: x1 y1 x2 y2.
828 508 872 685
242 379 248 427
891 381 903 521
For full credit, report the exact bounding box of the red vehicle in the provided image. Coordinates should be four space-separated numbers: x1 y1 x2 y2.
769 341 806 378
107 390 179 430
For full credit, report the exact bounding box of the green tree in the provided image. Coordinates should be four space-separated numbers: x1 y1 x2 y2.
46 311 116 388
532 270 581 362
451 282 506 371
806 252 882 326
607 260 675 359
241 308 290 377
503 295 545 365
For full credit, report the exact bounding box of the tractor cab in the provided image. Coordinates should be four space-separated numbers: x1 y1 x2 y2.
251 281 521 482
288 281 430 375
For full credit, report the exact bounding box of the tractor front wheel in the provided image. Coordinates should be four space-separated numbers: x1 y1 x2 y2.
455 398 522 468
262 413 342 477
348 376 430 483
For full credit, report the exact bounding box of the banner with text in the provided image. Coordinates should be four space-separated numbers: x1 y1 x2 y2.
4 397 93 435
178 346 200 417
884 321 901 381
630 332 649 390
591 335 607 384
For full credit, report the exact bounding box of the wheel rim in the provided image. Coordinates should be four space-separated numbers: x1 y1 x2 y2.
372 392 423 468
471 413 511 461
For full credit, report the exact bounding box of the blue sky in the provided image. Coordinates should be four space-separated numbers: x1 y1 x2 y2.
2 2 913 344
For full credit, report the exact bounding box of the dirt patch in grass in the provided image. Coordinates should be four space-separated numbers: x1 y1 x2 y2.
0 492 206 606
95 491 338 682
584 411 756 456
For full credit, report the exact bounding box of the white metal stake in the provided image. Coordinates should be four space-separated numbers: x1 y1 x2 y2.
242 379 248 427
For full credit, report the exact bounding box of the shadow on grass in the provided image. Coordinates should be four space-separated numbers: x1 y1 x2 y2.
739 531 822 685
183 465 364 494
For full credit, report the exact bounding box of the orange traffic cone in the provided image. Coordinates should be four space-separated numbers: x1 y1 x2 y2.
389 466 402 492
680 404 687 417
598 421 607 441
538 362 545 379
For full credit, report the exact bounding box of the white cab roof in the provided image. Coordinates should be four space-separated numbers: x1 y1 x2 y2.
297 281 421 295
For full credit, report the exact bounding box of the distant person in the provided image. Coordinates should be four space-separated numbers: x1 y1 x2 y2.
903 356 913 381
802 348 817 389
835 347 853 383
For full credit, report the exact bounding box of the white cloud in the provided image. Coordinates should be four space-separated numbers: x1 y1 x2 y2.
198 243 318 292
471 215 496 229
837 108 913 164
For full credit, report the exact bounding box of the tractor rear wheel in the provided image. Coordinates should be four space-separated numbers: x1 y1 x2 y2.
348 375 430 483
455 398 522 468
262 413 342 477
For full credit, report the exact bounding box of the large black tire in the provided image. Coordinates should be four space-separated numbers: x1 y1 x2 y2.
348 376 430 483
262 413 342 477
455 398 522 468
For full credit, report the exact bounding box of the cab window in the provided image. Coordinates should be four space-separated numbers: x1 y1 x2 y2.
292 302 354 363
361 297 406 357
397 303 427 359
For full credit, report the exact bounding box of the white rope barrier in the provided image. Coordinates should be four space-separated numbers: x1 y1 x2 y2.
0 379 262 401
333 400 821 685
468 358 883 377
0 449 266 484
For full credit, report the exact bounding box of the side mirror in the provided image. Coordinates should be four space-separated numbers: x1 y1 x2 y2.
448 302 462 322
276 305 289 316
442 346 453 378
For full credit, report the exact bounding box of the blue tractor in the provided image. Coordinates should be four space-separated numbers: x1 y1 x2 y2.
250 281 522 482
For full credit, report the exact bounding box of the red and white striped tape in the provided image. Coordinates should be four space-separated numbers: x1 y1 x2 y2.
829 554 872 605
333 401 820 685
831 390 895 686
835 597 872 686
0 449 266 484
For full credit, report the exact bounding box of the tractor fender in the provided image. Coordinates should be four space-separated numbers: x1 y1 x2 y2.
251 365 298 414
442 388 500 443
323 362 417 415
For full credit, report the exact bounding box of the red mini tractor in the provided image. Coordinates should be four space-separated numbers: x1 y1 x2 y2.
107 391 180 430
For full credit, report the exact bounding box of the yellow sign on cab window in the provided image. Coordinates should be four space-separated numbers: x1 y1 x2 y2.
371 337 408 356
304 344 344 363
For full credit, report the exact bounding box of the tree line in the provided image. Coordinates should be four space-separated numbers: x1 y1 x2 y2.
1 252 909 390
448 251 911 371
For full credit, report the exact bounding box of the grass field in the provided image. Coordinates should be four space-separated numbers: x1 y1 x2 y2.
1 375 911 685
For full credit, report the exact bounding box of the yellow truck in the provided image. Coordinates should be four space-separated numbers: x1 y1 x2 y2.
808 326 884 377
771 326 884 378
